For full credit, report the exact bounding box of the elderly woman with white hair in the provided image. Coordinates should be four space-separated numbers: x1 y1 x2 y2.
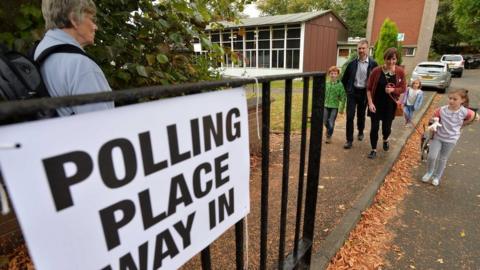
34 0 113 116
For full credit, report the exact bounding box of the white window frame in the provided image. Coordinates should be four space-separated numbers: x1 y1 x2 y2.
403 47 416 57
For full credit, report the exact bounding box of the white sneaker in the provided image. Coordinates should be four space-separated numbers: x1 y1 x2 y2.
422 172 432 182
432 178 440 186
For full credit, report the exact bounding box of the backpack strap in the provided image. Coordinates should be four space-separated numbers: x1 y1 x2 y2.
0 43 10 54
36 44 93 64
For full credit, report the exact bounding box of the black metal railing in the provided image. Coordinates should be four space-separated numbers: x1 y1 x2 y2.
0 71 326 269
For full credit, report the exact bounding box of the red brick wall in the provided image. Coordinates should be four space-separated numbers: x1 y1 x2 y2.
371 0 425 46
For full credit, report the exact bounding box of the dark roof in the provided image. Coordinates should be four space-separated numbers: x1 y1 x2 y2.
207 10 346 29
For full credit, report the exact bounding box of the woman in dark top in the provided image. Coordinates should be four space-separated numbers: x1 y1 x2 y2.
366 48 406 159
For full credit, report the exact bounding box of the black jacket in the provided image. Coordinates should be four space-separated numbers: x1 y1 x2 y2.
341 56 378 95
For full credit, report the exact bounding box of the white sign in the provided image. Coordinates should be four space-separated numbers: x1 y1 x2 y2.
397 33 405 42
193 43 202 53
0 88 250 270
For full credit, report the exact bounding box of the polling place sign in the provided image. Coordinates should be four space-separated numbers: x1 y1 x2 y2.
0 88 250 270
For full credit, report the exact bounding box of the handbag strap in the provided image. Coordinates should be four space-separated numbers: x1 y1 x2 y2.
388 92 399 103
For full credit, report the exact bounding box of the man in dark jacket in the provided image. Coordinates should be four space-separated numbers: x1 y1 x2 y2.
341 39 377 149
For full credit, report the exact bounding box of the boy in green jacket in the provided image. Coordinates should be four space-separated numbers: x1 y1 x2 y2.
324 66 346 143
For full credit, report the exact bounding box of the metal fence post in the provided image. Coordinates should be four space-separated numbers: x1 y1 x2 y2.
301 73 325 265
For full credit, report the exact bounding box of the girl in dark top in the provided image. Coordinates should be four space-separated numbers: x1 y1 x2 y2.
366 48 406 159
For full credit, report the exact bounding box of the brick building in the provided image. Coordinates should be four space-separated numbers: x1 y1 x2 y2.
366 0 439 73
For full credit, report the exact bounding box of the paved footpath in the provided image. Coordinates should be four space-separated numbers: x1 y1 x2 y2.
309 69 480 269
384 71 480 270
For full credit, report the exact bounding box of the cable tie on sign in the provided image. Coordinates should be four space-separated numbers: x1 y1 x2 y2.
0 143 21 150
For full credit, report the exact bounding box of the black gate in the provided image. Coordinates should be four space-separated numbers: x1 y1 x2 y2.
0 71 326 269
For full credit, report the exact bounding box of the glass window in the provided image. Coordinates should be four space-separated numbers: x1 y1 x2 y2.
339 49 350 57
416 65 444 73
286 50 292 68
259 41 269 49
233 51 243 68
246 41 255 49
403 47 415 56
292 50 299 68
273 29 284 39
442 55 462 61
246 31 255 40
272 40 284 49
224 54 231 66
286 50 300 69
258 30 270 40
272 50 284 68
258 50 270 68
234 33 243 41
287 39 300 49
211 33 220 43
287 28 300 38
234 41 243 50
245 50 256 68
222 33 231 41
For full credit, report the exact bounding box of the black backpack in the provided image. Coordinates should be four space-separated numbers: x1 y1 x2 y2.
0 43 88 119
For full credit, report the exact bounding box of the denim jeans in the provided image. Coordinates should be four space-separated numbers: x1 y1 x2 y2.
403 105 415 122
324 107 338 137
426 138 456 181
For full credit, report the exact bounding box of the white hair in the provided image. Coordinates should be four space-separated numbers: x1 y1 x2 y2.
42 0 96 30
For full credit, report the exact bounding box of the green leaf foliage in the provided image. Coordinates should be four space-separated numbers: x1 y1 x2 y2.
452 0 480 47
256 0 368 38
373 18 402 66
0 0 250 90
257 0 342 15
338 0 368 38
431 0 465 54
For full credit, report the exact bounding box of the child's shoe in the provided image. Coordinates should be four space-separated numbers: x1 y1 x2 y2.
432 178 440 186
325 136 332 144
422 172 432 182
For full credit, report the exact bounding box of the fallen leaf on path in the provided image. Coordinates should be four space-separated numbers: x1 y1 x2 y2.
319 185 325 189
437 258 444 264
409 265 416 269
413 210 421 214
460 230 466 237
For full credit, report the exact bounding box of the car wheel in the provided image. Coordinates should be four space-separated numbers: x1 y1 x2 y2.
437 88 446 94
458 71 463 77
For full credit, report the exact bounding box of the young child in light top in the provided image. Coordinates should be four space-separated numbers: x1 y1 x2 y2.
401 79 424 126
422 88 478 186
324 66 346 144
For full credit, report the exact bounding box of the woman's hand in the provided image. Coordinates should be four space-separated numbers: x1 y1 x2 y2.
385 86 395 94
385 82 395 94
368 102 376 113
